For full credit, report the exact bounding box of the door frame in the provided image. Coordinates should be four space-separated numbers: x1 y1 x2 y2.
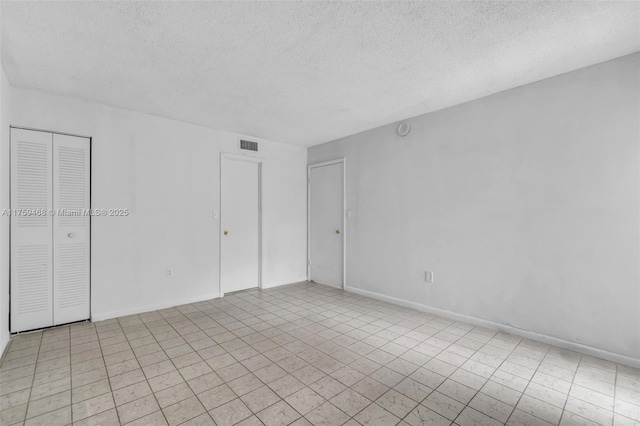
219 152 263 297
307 158 346 289
9 126 92 332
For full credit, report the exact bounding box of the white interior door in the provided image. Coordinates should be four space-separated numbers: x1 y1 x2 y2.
10 128 54 332
220 156 260 294
309 161 344 287
53 133 90 325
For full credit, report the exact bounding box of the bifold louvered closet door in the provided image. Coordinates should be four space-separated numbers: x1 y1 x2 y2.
11 128 90 333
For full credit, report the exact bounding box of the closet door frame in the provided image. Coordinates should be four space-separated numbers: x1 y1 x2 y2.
9 126 92 333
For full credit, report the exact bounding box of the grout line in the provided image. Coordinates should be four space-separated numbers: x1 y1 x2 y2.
113 315 170 425
21 331 43 424
96 321 125 426
559 354 583 425
503 340 553 425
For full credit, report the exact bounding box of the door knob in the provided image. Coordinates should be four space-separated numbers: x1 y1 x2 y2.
68 232 76 238
335 230 341 234
224 231 230 236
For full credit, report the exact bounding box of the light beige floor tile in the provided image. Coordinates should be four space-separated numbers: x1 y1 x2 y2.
72 407 120 426
353 402 401 426
437 378 476 404
423 391 465 421
180 413 216 426
517 395 563 425
352 376 390 401
187 371 223 394
162 395 206 426
376 389 418 418
227 373 264 397
27 389 71 419
0 402 27 425
124 409 168 426
254 363 288 384
305 401 350 426
0 388 30 411
116 394 160 424
468 392 514 423
285 387 325 415
154 382 194 409
267 374 307 398
330 388 370 417
108 369 146 391
197 383 237 411
257 400 301 426
404 404 451 426
507 408 555 426
112 380 152 406
240 385 281 413
71 393 115 422
24 405 71 426
309 376 347 400
148 371 184 393
209 398 253 425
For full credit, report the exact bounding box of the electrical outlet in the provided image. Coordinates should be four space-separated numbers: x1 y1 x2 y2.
166 269 172 278
425 270 434 283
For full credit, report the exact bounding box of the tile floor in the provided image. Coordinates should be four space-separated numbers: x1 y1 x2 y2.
0 282 638 426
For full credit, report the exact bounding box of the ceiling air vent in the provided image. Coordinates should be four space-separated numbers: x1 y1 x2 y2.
239 139 259 152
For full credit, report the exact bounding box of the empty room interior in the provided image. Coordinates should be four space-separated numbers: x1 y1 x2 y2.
0 2 639 426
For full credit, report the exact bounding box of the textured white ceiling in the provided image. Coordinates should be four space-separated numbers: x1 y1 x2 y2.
1 1 638 146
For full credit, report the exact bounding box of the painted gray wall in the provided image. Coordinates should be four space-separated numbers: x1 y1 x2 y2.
308 53 640 361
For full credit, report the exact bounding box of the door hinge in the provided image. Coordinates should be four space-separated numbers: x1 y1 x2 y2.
308 259 311 265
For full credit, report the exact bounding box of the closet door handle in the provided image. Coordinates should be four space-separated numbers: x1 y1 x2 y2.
68 232 76 239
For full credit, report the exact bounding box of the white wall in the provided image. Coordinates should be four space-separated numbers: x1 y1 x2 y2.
0 66 11 356
6 88 307 323
309 53 640 365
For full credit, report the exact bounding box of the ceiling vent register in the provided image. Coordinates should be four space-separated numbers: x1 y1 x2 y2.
239 139 259 152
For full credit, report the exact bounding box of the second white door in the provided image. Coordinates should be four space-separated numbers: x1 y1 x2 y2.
220 156 260 294
309 161 344 287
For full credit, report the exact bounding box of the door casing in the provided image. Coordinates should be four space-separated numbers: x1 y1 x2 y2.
307 158 346 289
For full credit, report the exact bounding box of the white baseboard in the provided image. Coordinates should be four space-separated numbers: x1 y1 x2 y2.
91 292 220 322
262 277 308 290
346 286 640 369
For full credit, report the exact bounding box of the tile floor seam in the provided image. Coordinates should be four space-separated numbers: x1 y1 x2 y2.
22 330 44 424
501 339 553 425
155 308 244 425
558 353 586 426
118 315 175 426
99 322 129 426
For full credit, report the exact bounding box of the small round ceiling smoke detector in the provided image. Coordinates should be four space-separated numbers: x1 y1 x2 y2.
396 122 411 137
